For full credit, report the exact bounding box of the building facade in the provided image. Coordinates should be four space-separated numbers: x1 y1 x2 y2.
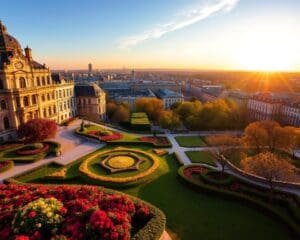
0 21 101 142
75 84 106 121
0 21 59 142
52 74 77 124
156 89 184 109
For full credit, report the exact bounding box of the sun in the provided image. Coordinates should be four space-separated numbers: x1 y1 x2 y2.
234 27 296 71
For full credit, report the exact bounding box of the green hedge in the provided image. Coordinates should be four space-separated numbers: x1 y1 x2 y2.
178 166 300 238
200 170 235 185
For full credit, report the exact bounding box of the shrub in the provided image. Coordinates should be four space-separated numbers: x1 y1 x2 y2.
17 119 57 143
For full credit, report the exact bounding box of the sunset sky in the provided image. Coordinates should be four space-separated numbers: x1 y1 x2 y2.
1 0 300 71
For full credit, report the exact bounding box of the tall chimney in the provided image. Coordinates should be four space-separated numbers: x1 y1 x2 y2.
24 46 33 61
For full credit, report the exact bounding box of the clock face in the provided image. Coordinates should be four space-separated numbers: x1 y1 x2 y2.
14 61 23 69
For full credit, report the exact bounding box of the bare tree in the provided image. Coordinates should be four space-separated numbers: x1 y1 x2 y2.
206 134 240 176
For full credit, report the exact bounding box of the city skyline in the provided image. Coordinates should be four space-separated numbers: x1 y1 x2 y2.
1 0 300 71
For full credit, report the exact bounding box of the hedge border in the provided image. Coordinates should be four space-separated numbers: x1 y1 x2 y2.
178 166 300 238
200 170 235 186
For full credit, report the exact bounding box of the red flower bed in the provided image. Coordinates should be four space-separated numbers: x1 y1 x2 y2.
183 166 208 179
0 161 10 169
15 144 49 156
140 137 169 146
88 131 123 141
0 144 22 151
0 184 150 240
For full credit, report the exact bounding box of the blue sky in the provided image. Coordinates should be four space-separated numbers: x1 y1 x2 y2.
1 0 300 70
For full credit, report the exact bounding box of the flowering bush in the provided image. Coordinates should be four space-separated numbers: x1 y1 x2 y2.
13 197 64 236
0 184 151 240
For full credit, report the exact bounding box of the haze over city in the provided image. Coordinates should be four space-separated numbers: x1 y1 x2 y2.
1 0 300 71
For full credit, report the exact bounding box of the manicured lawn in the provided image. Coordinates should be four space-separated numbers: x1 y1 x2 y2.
175 136 206 147
10 144 292 240
185 151 217 167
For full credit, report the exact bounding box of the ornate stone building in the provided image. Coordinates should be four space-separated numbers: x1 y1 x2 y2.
0 21 59 142
75 84 106 121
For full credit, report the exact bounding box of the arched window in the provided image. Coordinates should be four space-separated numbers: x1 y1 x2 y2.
59 90 62 98
47 93 50 100
53 105 56 114
63 90 66 98
1 100 6 110
19 77 26 88
48 107 52 116
42 94 45 102
3 117 10 129
16 97 20 108
0 79 3 89
42 77 46 85
47 76 51 84
32 95 36 105
23 96 29 106
36 77 40 86
43 108 47 117
52 92 55 99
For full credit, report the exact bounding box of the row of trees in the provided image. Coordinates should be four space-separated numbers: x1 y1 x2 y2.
243 120 300 157
133 98 247 130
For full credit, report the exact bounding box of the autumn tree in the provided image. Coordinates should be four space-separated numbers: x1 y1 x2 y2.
111 105 130 123
159 110 181 130
135 98 164 122
281 126 300 158
241 152 296 196
106 101 118 119
206 134 240 175
18 118 57 143
242 121 292 153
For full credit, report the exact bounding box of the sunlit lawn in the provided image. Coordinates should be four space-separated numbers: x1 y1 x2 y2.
175 136 207 147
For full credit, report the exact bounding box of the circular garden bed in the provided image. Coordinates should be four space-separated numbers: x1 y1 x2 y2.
79 147 160 187
87 130 123 141
15 143 49 156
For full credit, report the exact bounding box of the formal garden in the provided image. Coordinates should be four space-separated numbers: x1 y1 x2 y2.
5 143 297 240
75 123 171 147
1 119 300 240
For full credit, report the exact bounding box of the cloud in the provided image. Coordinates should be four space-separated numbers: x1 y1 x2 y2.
119 0 239 49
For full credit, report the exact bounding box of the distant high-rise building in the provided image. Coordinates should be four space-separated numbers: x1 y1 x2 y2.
88 63 92 76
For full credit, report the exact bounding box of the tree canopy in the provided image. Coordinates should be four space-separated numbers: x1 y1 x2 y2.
17 118 57 143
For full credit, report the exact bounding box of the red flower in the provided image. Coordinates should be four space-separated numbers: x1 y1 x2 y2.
15 236 29 240
59 207 67 214
29 211 36 218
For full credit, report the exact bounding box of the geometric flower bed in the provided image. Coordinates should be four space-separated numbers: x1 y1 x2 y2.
0 184 165 240
79 147 160 184
0 161 14 173
0 141 61 163
15 143 49 156
139 137 171 147
100 153 145 173
87 131 123 141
